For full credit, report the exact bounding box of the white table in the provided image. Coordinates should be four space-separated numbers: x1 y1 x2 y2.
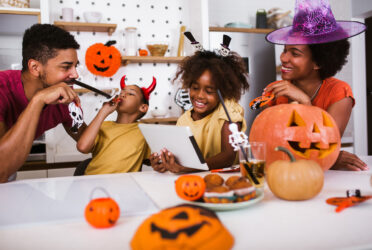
0 157 371 250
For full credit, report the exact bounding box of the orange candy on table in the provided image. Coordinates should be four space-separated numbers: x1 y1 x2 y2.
84 187 120 228
175 175 206 201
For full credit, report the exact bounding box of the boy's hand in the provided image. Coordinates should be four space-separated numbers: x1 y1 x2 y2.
99 96 120 116
150 153 166 173
160 149 189 173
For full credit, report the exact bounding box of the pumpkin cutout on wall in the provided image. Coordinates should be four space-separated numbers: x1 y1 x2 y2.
84 187 120 228
85 40 121 77
131 204 234 250
175 175 206 201
249 103 340 171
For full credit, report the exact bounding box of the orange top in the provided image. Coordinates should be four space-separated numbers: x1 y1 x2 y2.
268 77 355 110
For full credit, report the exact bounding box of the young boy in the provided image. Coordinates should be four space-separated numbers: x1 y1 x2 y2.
77 76 156 175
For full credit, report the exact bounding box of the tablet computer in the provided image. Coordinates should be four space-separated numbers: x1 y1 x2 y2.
138 124 209 170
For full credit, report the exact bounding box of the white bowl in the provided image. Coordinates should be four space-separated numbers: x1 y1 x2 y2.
83 11 102 23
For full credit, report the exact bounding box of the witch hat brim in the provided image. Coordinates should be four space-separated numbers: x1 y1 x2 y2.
266 20 366 45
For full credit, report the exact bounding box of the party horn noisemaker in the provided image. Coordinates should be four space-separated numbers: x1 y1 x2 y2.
73 79 112 99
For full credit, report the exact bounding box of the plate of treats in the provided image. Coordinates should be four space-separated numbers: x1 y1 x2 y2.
187 174 264 211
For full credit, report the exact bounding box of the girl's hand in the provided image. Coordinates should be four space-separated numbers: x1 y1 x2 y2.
331 151 369 171
150 153 167 173
263 80 311 105
160 149 189 173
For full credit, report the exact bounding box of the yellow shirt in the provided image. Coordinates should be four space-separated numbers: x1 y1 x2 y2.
85 121 150 175
177 99 247 163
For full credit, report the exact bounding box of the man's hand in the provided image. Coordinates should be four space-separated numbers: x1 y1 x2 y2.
331 151 368 171
34 82 80 106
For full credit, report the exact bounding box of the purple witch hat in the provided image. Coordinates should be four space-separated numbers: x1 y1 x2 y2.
266 0 366 45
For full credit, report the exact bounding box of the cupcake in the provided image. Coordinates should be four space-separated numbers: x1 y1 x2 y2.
230 179 256 202
225 176 244 188
204 174 224 189
203 186 235 203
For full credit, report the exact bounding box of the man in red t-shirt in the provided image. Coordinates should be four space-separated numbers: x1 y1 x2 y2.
0 24 87 182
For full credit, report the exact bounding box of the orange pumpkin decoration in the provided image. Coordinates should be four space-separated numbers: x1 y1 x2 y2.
84 187 120 228
138 49 148 56
266 146 324 201
131 204 234 250
249 103 340 171
85 40 121 77
175 175 206 201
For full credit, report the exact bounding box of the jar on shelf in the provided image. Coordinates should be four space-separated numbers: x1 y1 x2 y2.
124 27 138 56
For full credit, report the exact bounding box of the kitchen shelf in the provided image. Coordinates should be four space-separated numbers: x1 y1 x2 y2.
73 88 118 94
0 7 41 34
122 56 185 65
0 7 40 16
54 21 117 35
209 26 274 34
139 117 178 124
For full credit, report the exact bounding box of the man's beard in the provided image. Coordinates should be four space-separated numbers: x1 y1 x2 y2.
38 71 49 88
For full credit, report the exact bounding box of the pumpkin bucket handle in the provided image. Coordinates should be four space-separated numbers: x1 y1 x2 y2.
89 187 111 201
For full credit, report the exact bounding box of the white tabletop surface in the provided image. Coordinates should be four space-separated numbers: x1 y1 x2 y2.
0 156 371 250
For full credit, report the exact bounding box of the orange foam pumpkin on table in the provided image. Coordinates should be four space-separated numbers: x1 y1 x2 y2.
85 40 121 77
131 204 234 250
249 103 340 171
84 187 120 228
175 175 206 201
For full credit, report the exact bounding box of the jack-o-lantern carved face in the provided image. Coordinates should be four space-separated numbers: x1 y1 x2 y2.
175 175 206 201
85 40 121 77
249 103 340 171
85 197 120 228
131 204 234 250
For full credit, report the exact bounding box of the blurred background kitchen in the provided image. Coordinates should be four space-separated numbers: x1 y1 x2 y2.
0 0 371 179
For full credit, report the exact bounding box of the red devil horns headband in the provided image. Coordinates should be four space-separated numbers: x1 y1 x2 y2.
120 75 157 101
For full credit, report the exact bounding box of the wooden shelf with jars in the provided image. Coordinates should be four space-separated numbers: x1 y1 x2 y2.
122 56 185 65
54 21 117 35
209 26 274 34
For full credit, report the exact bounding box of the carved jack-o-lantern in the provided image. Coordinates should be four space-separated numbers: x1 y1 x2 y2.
131 204 234 250
175 175 206 201
84 188 120 228
85 40 121 77
249 103 340 171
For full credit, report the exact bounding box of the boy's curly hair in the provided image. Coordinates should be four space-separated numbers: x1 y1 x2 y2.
309 39 350 80
173 50 249 101
22 24 80 71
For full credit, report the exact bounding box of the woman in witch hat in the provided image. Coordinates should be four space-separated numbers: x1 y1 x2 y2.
263 0 368 171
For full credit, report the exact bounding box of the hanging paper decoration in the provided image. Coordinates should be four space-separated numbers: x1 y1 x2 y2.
85 40 121 77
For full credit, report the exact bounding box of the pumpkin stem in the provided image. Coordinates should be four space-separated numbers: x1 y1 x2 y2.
105 40 117 47
275 146 296 162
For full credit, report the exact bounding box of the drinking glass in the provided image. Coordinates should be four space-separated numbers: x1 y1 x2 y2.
239 142 266 188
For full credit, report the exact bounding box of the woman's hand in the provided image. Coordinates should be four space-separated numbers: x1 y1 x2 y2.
263 80 312 105
331 151 368 171
150 152 167 173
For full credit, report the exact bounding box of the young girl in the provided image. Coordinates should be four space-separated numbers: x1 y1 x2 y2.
150 42 249 173
264 0 367 171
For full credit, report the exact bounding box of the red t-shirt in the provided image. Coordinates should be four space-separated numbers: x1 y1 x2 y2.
0 70 72 139
268 77 355 110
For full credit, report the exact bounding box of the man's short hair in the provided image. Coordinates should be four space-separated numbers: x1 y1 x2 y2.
22 24 80 71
